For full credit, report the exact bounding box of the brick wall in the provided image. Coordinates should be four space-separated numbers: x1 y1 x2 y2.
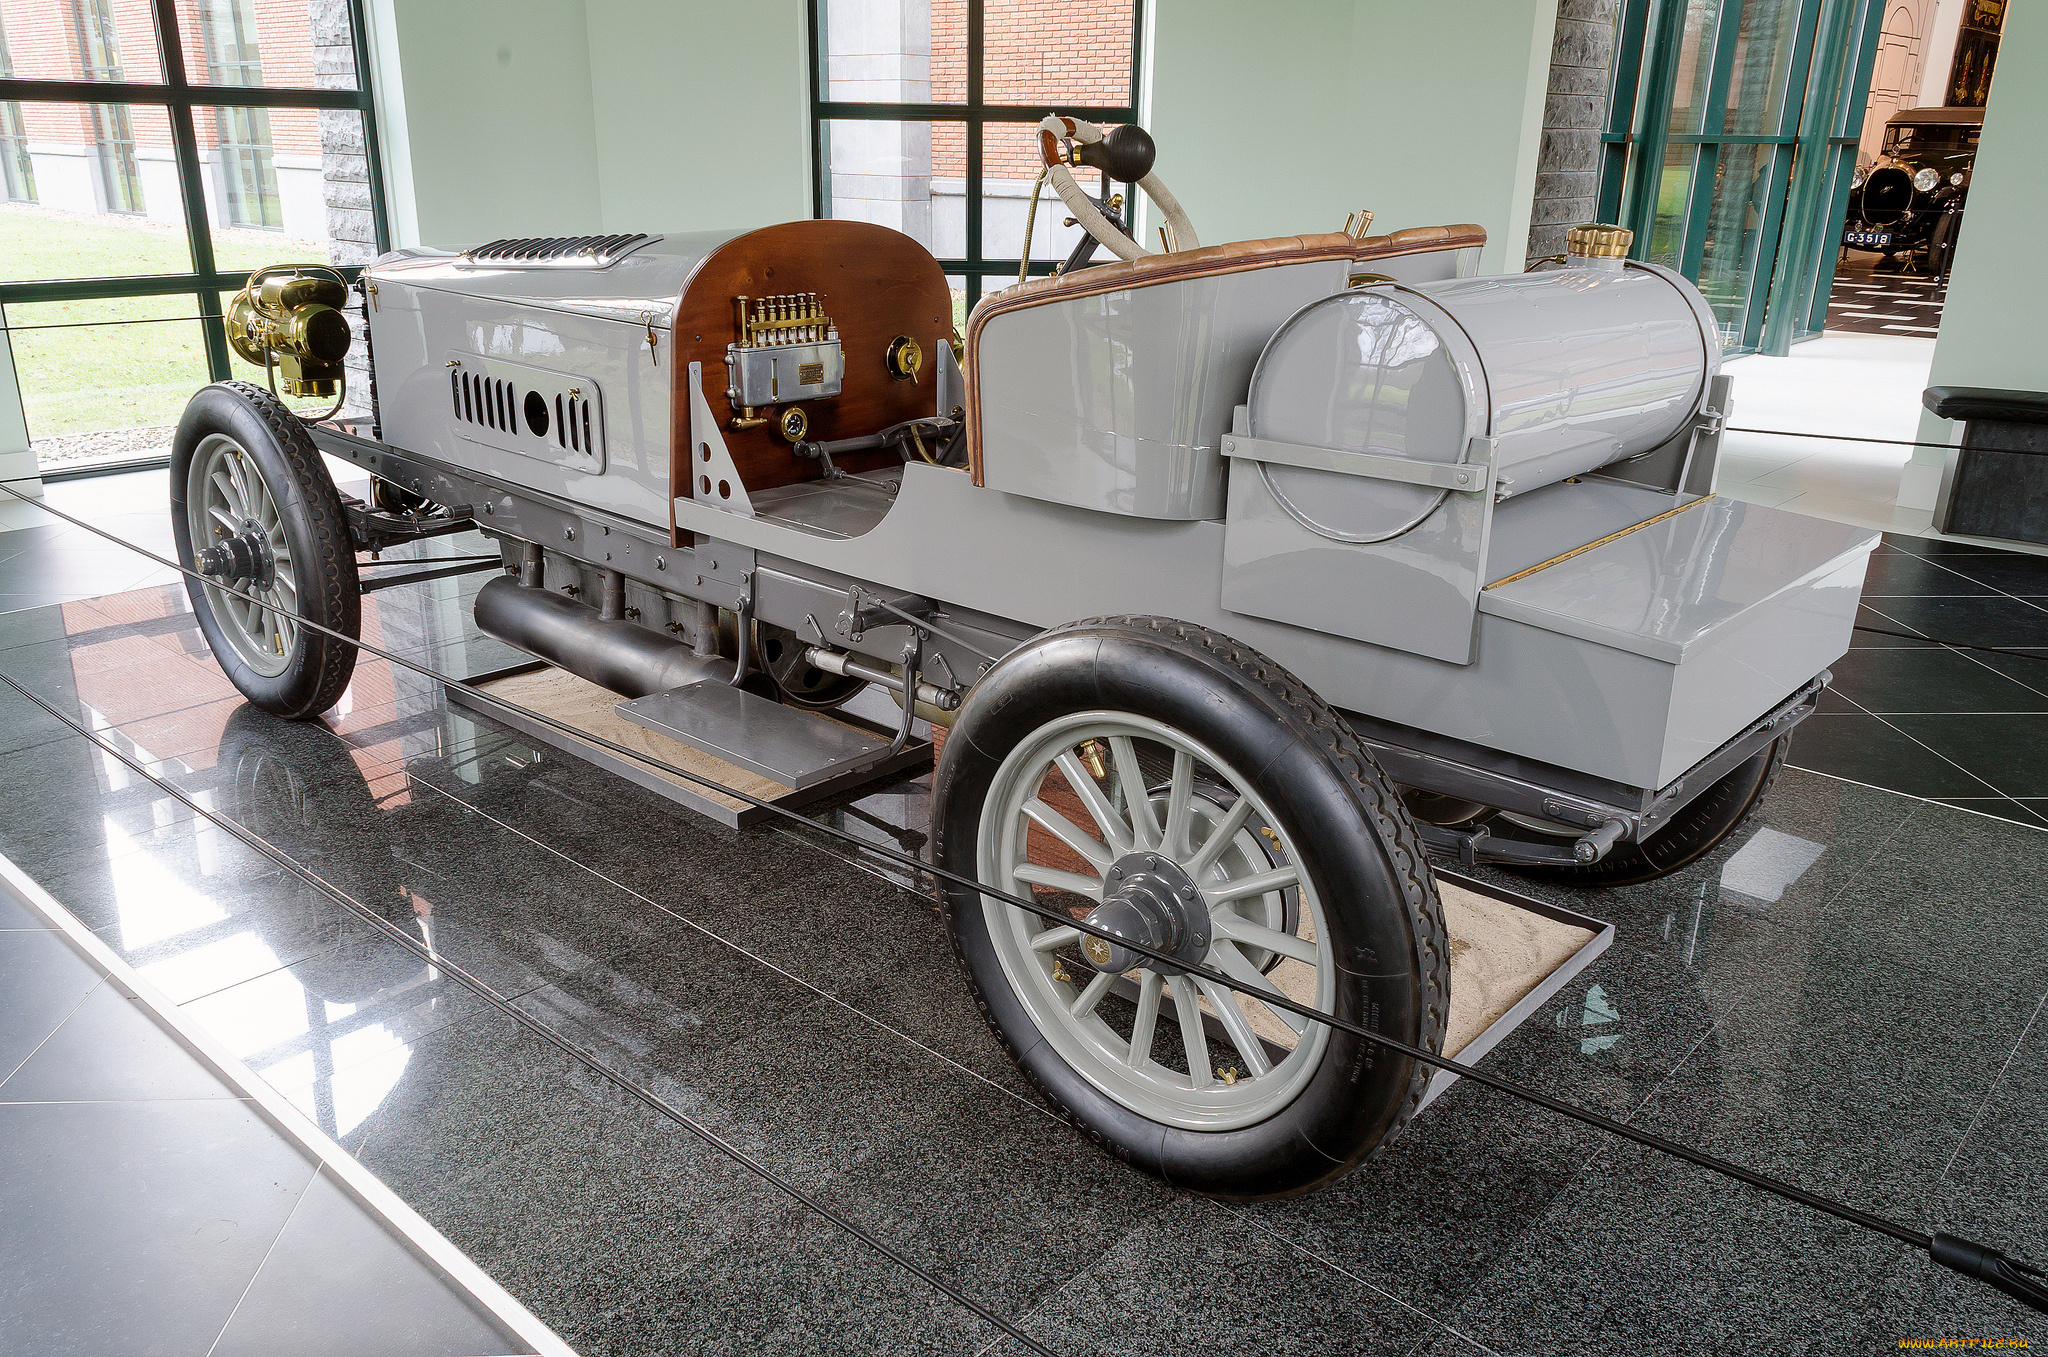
929 0 1134 181
1526 0 1618 266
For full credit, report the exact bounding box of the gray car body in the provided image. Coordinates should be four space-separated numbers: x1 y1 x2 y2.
338 227 1875 843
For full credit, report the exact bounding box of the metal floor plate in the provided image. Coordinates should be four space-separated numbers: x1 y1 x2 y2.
616 680 895 790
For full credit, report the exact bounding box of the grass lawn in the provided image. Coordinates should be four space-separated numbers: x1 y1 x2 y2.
2 203 330 441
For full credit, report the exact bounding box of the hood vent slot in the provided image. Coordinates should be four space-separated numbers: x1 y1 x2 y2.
458 234 659 268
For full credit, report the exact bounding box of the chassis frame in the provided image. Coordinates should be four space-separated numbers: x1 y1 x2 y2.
310 422 1808 864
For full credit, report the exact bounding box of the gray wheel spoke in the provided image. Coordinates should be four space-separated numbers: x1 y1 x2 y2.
1182 794 1255 877
1030 925 1080 953
1209 939 1312 1036
207 504 239 534
1195 977 1273 1077
1067 968 1115 1019
1205 864 1298 906
1022 798 1113 871
1127 970 1162 1066
1053 751 1133 854
1169 976 1213 1088
1160 748 1196 858
1108 736 1162 849
1011 862 1103 901
1211 911 1319 966
981 712 1336 1130
212 470 243 518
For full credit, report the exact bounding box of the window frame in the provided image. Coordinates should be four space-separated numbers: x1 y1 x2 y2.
805 0 1144 311
0 0 389 392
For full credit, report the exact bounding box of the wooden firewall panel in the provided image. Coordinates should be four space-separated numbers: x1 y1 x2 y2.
668 220 955 545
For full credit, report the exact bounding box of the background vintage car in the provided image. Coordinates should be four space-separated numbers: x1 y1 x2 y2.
1841 104 1981 277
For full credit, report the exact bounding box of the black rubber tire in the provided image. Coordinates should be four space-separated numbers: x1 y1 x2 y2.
1496 735 1789 887
931 615 1449 1200
170 381 361 720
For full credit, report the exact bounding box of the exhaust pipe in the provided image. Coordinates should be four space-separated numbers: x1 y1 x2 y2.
473 575 733 698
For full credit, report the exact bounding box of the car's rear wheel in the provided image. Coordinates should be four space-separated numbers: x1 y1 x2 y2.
932 615 1448 1199
1486 736 1789 886
171 381 360 719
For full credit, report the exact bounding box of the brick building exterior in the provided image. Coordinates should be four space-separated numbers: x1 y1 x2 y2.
0 0 363 259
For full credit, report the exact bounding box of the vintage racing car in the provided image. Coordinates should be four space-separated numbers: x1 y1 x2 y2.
170 116 1878 1198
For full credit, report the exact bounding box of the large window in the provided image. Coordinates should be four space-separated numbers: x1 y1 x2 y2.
809 0 1143 322
1600 0 1884 354
0 0 387 473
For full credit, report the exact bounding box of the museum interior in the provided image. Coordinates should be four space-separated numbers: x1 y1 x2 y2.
1 0 2045 1353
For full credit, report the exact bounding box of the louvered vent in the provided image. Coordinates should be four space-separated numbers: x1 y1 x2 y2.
442 354 604 474
451 370 521 433
459 234 659 268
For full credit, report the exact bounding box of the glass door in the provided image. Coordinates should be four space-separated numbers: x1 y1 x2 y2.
1602 0 1885 353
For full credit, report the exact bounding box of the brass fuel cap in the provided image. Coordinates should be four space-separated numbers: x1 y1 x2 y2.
1566 223 1634 259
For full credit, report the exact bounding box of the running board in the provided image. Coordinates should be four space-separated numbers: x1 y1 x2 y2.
616 680 912 791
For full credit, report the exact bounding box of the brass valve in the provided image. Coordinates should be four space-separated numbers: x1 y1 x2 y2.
1565 223 1634 260
884 334 923 382
225 265 353 397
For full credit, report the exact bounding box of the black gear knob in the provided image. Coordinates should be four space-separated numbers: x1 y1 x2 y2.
1074 123 1156 183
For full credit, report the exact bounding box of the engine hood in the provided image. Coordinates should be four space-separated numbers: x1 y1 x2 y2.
365 229 748 330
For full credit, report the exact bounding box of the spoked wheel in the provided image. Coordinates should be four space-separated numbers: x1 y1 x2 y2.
934 616 1448 1199
984 716 1335 1124
171 381 360 719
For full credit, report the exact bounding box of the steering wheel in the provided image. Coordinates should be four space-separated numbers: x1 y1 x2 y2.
1037 116 1200 263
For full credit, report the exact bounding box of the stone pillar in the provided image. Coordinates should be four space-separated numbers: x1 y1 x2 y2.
1526 0 1617 267
310 0 376 422
823 0 933 243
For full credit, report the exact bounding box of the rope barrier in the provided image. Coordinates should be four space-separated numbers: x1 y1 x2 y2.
2 472 2043 1314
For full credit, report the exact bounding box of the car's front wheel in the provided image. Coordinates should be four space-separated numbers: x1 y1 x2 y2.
932 615 1448 1199
170 381 360 719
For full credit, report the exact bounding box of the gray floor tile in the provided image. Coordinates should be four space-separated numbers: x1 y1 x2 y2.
0 929 104 1083
0 1099 317 1357
1 980 238 1102
210 1165 527 1357
992 1197 1439 1357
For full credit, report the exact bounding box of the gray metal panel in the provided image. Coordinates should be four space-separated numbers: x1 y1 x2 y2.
1220 437 1497 665
370 276 672 529
1658 548 1868 784
674 465 1694 786
1478 496 1878 664
975 258 1352 520
616 681 895 789
1483 478 1699 580
368 230 744 328
444 351 604 474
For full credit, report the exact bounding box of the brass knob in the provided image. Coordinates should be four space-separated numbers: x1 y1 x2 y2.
1565 223 1634 259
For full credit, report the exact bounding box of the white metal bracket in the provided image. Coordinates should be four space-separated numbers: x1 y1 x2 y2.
685 360 756 518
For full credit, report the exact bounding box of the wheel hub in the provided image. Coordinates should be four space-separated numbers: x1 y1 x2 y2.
1080 851 1210 975
196 525 275 590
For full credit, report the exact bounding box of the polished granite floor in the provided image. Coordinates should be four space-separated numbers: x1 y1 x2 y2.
0 872 545 1357
0 470 2043 1354
1790 532 2048 828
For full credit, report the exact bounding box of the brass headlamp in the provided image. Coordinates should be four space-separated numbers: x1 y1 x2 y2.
225 265 354 398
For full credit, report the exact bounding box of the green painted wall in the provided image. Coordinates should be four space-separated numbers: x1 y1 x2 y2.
364 0 1555 263
1903 0 2047 506
1143 0 1557 274
583 1 813 233
367 0 604 246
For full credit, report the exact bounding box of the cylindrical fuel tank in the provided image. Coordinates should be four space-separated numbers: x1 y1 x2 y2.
1245 259 1717 541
